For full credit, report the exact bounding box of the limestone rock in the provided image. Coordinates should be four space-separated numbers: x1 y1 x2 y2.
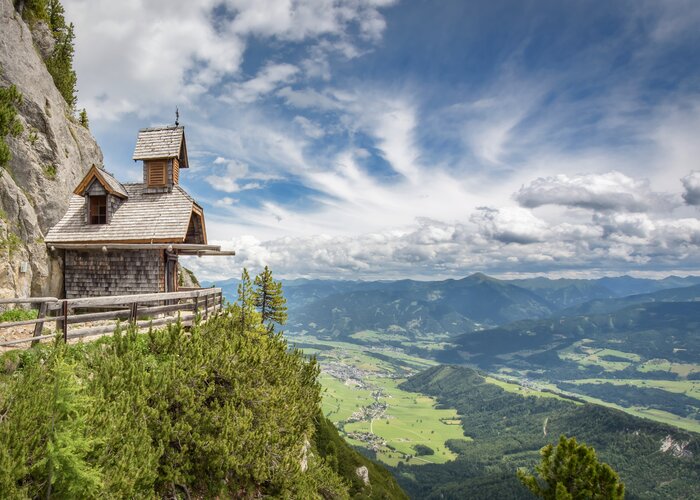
178 266 201 288
30 20 54 60
0 0 103 298
355 465 370 486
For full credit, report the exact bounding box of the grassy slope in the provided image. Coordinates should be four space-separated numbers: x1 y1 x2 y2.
315 415 409 500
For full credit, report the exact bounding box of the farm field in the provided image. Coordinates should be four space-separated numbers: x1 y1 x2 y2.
343 377 467 467
483 376 570 401
558 340 638 371
637 359 700 377
537 382 700 433
565 378 700 401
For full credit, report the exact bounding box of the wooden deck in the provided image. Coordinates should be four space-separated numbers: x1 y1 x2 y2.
0 288 223 349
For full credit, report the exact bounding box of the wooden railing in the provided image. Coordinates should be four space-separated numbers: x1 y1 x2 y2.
0 288 223 348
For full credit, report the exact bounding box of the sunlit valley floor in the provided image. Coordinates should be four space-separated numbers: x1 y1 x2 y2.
209 274 700 498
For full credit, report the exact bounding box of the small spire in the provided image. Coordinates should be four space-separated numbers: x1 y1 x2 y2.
175 107 180 126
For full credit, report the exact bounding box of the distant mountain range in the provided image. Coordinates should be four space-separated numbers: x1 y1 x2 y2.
204 273 700 339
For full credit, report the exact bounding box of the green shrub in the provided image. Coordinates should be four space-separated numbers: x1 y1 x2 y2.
27 127 38 145
0 312 353 498
43 163 57 179
0 83 23 168
0 308 38 323
0 232 22 257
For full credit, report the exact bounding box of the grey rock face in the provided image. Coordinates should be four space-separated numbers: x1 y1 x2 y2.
31 20 54 60
355 465 370 486
0 0 103 298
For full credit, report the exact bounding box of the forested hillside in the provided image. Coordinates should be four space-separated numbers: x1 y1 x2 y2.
0 311 405 498
396 366 700 499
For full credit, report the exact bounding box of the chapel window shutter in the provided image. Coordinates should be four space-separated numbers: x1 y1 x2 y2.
148 162 166 186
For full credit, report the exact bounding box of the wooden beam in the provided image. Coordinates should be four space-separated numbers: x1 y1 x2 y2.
46 243 225 251
0 297 59 304
0 333 56 347
0 316 54 329
65 288 220 309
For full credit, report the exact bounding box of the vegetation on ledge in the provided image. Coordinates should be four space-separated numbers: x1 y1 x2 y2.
15 0 78 109
0 269 405 499
0 79 23 168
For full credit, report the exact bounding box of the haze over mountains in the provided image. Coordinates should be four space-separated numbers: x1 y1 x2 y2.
206 273 700 338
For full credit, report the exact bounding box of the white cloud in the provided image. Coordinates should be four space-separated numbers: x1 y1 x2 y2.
204 157 265 193
515 171 675 213
682 171 700 206
227 63 299 104
64 0 395 119
214 197 238 207
185 208 700 281
277 86 345 110
293 116 325 138
471 207 549 244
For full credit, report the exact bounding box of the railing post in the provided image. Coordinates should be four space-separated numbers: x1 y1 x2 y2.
193 296 199 317
129 302 138 325
61 301 68 342
204 294 209 320
31 301 48 346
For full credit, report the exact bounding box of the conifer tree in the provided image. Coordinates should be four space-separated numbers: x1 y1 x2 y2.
78 108 89 128
47 0 65 36
517 435 624 499
253 266 288 328
236 268 256 329
46 21 77 109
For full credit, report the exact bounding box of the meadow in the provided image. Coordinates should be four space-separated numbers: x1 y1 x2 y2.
293 336 469 466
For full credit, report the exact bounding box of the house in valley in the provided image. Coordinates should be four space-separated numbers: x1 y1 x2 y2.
45 125 233 298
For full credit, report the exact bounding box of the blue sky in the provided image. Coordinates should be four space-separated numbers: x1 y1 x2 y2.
63 0 700 280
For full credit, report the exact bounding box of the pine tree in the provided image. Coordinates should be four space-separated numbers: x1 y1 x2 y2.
253 266 288 328
236 268 256 329
47 0 65 36
517 435 625 499
46 21 77 109
79 108 89 128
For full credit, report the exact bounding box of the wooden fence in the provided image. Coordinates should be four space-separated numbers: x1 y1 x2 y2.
0 288 223 348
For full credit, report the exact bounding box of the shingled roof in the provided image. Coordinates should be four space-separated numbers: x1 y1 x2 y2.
74 165 129 199
46 184 201 244
132 126 188 166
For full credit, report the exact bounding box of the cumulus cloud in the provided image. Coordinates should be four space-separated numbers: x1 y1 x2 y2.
183 210 700 281
682 171 700 205
515 171 674 213
471 207 549 244
593 213 656 240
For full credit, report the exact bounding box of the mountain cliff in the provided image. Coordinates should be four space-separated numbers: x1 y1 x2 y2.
0 0 102 298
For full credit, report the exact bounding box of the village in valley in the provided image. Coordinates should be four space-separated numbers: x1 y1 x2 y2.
291 333 468 467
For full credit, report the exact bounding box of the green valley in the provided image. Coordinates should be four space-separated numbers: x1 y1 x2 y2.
289 335 467 467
